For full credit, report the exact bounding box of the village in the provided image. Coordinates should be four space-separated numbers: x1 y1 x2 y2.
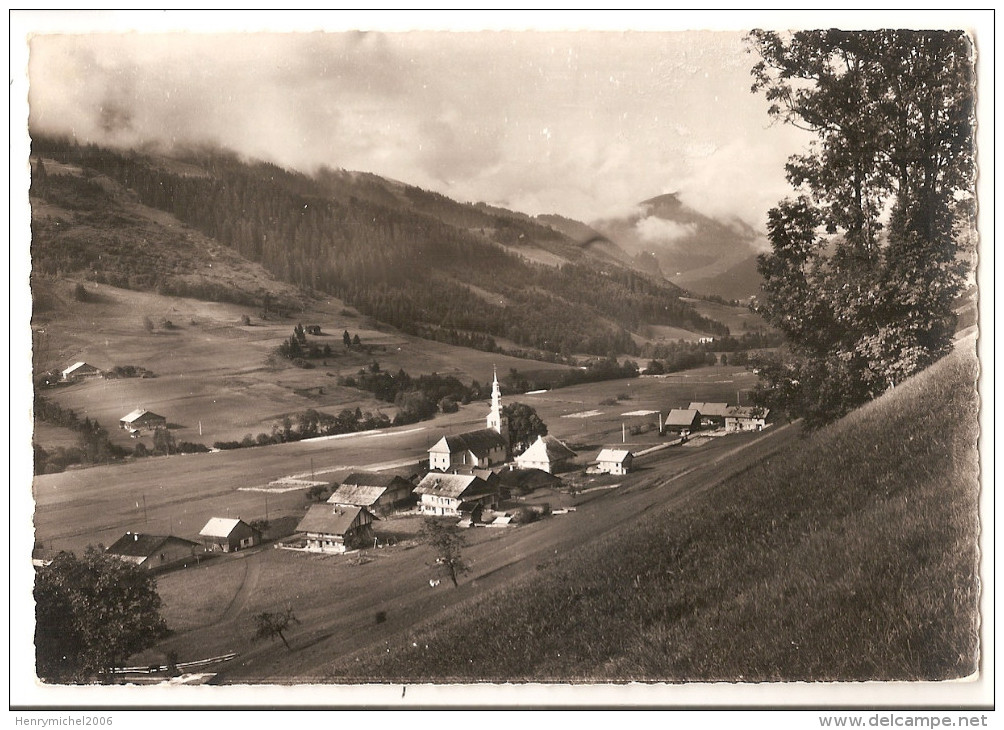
37 360 769 579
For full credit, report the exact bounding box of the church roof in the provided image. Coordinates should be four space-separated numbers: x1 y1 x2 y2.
430 428 508 457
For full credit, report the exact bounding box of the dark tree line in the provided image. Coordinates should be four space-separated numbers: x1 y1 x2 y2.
33 395 130 474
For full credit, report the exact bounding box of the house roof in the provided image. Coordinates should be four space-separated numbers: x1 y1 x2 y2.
327 484 387 507
429 429 508 457
62 361 98 376
726 406 770 420
121 408 165 423
517 435 577 464
106 533 198 559
665 409 701 427
495 467 562 490
199 517 252 539
414 472 494 500
688 402 730 417
340 471 408 489
296 504 373 536
596 448 632 464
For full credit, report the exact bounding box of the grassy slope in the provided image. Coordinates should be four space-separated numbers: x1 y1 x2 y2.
332 345 980 682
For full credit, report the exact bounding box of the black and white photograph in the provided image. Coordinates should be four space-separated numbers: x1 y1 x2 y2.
10 9 993 716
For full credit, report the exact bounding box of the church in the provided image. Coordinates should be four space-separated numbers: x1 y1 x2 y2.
428 369 510 471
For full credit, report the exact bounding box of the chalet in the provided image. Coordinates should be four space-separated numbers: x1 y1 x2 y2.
515 435 577 474
105 533 202 572
297 504 376 553
428 368 510 470
199 517 262 552
61 361 103 382
725 406 769 433
327 472 415 515
664 408 702 435
595 448 633 475
119 408 167 432
689 402 730 427
414 472 498 517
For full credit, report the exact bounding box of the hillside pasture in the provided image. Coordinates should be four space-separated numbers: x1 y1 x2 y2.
31 281 574 450
679 297 769 333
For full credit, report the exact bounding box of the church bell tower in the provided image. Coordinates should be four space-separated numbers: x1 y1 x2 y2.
486 367 508 445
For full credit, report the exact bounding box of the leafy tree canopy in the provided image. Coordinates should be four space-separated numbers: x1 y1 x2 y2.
746 29 975 426
502 402 548 453
35 548 168 683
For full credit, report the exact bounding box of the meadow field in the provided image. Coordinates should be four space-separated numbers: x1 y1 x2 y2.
30 281 574 451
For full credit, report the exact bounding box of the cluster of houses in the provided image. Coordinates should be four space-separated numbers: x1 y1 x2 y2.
100 517 266 572
74 369 772 568
663 402 769 437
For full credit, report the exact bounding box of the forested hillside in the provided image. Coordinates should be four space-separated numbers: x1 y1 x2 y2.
30 137 727 356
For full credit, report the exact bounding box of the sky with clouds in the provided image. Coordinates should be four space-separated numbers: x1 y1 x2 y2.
21 18 819 232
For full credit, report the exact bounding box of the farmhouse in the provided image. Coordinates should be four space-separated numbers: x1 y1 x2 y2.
664 408 702 435
414 472 498 517
327 472 415 515
105 533 202 572
61 361 103 382
725 406 770 432
199 517 261 552
119 408 167 432
515 435 577 474
428 368 509 470
297 504 376 553
689 402 730 427
594 448 634 475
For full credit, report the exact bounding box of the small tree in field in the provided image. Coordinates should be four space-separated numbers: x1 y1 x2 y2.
252 607 300 650
152 426 176 456
420 519 471 587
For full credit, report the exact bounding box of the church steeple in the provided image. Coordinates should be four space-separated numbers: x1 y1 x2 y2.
486 366 507 443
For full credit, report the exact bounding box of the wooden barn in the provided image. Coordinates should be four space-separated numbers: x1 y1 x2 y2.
594 448 634 475
119 408 167 432
198 517 261 553
296 504 376 553
414 473 498 517
515 435 577 474
105 533 202 572
664 408 702 435
327 472 415 515
61 361 103 382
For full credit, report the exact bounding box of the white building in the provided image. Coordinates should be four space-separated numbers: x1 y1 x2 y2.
428 368 509 471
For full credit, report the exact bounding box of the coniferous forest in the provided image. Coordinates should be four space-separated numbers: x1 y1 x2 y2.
30 136 728 357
